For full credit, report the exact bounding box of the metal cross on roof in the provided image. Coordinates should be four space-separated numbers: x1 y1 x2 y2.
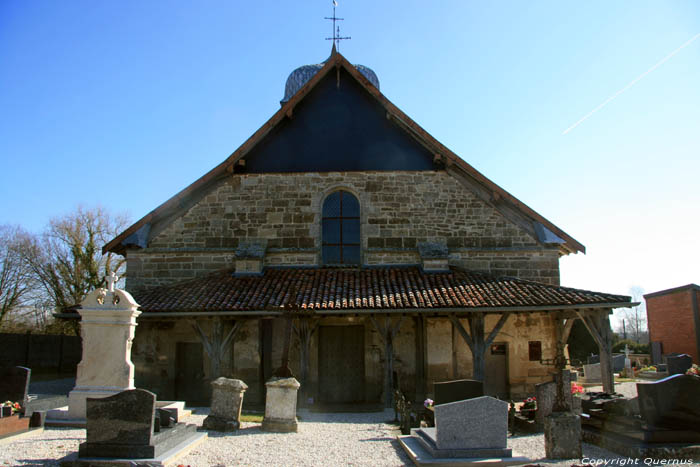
324 1 351 51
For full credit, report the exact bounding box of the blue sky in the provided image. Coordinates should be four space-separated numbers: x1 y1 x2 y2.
1 1 698 308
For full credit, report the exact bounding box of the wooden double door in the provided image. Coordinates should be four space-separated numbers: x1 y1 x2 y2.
318 325 365 403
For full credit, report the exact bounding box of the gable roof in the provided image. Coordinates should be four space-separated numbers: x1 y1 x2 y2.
104 49 585 256
130 266 630 314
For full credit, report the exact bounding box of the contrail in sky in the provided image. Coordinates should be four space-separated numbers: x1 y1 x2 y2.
563 32 700 135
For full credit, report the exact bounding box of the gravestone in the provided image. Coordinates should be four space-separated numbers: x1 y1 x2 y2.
612 354 625 373
636 374 700 442
433 379 483 406
67 275 143 420
583 362 601 382
0 366 31 408
434 396 508 451
544 412 581 459
262 377 299 433
651 342 663 365
535 370 574 425
78 389 202 459
664 354 692 376
398 396 529 465
203 377 248 432
0 366 33 438
588 355 624 372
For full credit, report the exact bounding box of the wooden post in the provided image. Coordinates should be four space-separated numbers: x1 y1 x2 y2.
577 309 614 393
414 315 426 403
193 318 241 379
449 313 511 383
292 317 319 402
370 315 404 408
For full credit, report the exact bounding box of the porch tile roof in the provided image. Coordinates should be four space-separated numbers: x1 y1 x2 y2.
133 267 630 313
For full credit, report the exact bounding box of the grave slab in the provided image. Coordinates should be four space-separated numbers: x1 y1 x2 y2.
398 434 529 467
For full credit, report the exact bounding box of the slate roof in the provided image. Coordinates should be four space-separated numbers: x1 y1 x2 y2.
133 267 631 314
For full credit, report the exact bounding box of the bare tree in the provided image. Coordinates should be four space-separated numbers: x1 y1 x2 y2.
22 206 130 311
0 225 33 324
618 286 647 344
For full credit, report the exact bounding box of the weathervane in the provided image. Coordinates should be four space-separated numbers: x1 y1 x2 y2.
325 0 351 51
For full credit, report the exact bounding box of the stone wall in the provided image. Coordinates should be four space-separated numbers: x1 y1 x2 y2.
131 313 557 406
646 286 700 362
126 171 560 291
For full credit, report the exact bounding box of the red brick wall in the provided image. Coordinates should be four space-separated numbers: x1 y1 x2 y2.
646 288 698 362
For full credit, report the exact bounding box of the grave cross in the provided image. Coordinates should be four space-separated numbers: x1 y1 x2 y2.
105 272 119 292
539 341 575 412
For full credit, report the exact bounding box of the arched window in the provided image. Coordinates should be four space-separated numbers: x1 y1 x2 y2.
322 191 360 265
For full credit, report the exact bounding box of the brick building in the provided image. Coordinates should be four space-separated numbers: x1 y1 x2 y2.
99 49 632 406
645 284 700 362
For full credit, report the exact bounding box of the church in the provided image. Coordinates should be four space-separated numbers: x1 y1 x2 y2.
102 46 632 407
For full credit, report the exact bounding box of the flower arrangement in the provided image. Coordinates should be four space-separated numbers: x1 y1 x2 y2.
571 382 584 394
640 365 657 372
424 398 434 409
2 401 21 415
686 364 699 376
521 397 536 410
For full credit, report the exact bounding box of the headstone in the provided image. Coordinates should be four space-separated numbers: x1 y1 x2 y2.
434 396 508 450
651 341 663 365
397 396 529 465
536 371 574 424
535 381 556 425
612 354 625 373
0 366 30 408
85 389 155 448
544 412 581 459
67 279 142 420
588 355 624 372
664 354 692 376
262 377 299 433
637 374 700 433
203 377 248 431
433 379 483 406
78 388 202 459
583 362 601 382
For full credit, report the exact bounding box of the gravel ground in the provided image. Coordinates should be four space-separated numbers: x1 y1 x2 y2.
1 382 680 467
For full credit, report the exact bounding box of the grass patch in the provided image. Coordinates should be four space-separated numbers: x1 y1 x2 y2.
240 412 263 423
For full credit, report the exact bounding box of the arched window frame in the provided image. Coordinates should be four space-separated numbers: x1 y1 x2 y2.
321 190 361 265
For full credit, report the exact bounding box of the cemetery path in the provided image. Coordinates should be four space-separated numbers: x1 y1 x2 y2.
177 408 411 466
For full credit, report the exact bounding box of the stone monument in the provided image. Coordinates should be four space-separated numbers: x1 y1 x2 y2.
203 377 248 431
68 273 142 420
398 396 529 465
262 377 300 433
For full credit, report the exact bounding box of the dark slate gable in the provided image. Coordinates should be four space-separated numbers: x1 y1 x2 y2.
243 68 435 173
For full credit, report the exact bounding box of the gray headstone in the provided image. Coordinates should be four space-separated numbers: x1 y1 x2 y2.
664 354 692 375
434 396 508 449
583 363 601 381
612 354 625 372
85 389 155 446
651 341 663 365
535 381 555 424
637 374 700 430
433 379 484 406
535 371 574 424
0 366 30 407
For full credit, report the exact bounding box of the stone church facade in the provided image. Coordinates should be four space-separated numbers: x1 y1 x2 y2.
100 49 631 407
